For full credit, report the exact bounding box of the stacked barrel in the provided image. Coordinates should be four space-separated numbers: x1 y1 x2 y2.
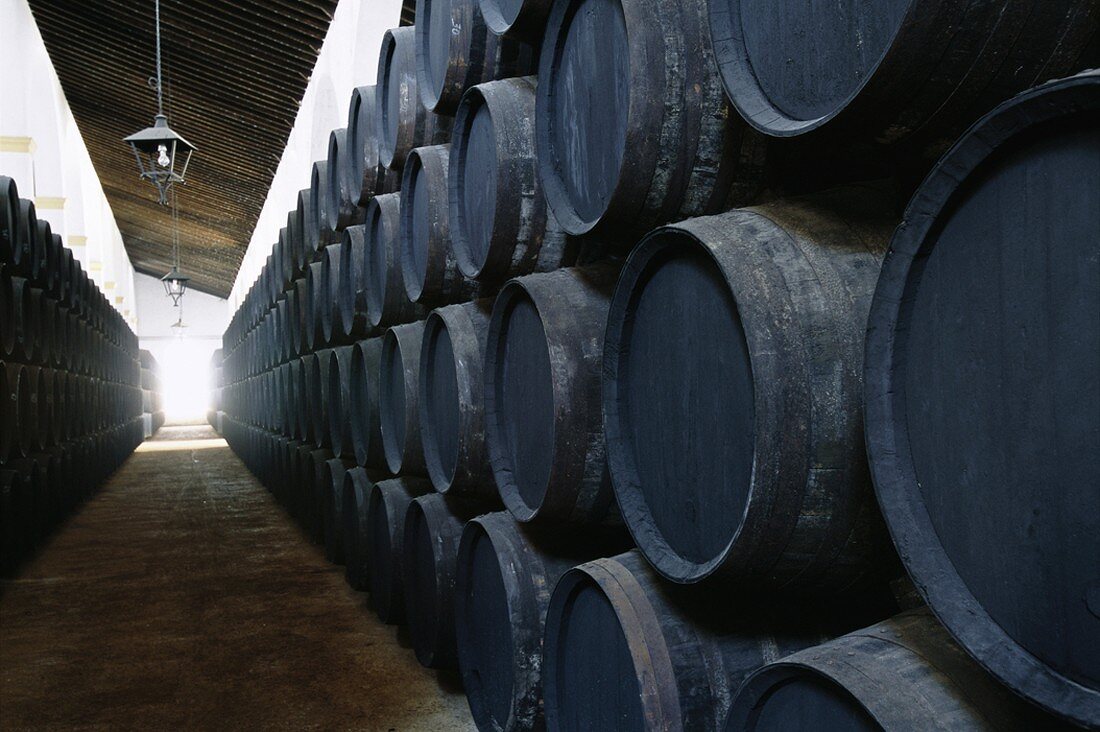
217 1 1099 729
0 175 144 575
139 349 165 437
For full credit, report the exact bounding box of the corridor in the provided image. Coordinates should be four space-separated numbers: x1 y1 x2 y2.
0 425 472 731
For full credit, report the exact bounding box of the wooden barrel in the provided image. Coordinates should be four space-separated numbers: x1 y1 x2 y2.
366 476 433 623
708 0 1099 153
11 199 36 278
337 225 372 342
11 276 37 364
318 246 343 346
727 609 1061 731
310 348 335 449
30 219 50 289
298 188 322 266
451 76 581 286
291 279 310 357
377 26 451 172
321 456 357 564
864 72 1100 727
536 0 763 241
543 551 828 731
0 176 16 266
478 0 551 43
296 355 317 446
345 85 397 207
379 321 427 476
418 300 494 497
341 466 376 591
308 261 329 351
305 448 334 544
310 160 336 248
454 512 632 731
399 144 480 306
603 187 899 591
415 0 535 116
402 492 491 669
349 337 386 469
485 265 618 524
326 128 364 232
326 345 355 459
365 193 426 330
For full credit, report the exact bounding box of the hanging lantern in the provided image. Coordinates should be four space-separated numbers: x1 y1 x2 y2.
125 115 195 205
161 266 190 306
123 0 195 205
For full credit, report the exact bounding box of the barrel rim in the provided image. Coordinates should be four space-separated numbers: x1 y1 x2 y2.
450 83 493 279
326 128 348 231
484 279 556 522
414 0 448 114
543 554 682 729
707 0 906 137
418 310 460 492
478 0 519 36
376 27 405 170
728 660 883 731
603 224 756 583
402 495 444 666
399 145 446 303
534 0 632 237
864 71 1100 727
454 513 528 731
379 328 409 475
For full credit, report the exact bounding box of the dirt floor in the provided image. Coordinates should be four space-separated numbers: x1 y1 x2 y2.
0 425 473 731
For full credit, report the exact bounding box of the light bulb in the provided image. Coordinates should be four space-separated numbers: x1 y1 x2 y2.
156 144 170 167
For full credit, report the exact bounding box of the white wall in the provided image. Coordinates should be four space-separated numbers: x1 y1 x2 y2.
0 0 139 328
228 0 404 311
135 272 228 421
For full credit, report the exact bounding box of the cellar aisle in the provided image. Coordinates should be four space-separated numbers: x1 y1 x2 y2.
0 425 472 731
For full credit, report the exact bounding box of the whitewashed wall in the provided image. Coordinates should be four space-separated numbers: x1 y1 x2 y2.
227 0 404 311
0 0 139 328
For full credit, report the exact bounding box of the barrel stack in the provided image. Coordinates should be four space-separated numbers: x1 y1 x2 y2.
215 1 1099 729
1 174 145 576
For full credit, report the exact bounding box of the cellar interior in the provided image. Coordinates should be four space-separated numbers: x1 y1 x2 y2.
1 0 1097 730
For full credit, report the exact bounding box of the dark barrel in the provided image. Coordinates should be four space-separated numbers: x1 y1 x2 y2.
319 246 343 346
309 348 335 449
415 0 535 116
379 321 427 476
326 128 364 232
365 476 433 623
535 0 763 241
478 0 551 43
0 176 16 265
345 85 396 207
418 300 494 497
12 199 37 277
543 551 828 731
341 466 376 591
708 0 1099 151
454 512 632 731
400 144 480 306
377 26 450 172
864 72 1100 727
297 188 320 266
485 265 618 524
338 225 372 341
321 456 357 563
296 354 316 446
401 492 492 669
603 187 899 592
310 160 335 248
349 337 386 469
451 76 580 286
326 345 355 459
365 193 425 330
727 609 1062 732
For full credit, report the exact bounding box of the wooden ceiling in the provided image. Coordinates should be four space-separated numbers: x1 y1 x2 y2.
28 0 341 297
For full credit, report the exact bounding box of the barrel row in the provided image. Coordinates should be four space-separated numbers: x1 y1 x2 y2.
1 176 144 576
139 349 165 438
216 1 1098 726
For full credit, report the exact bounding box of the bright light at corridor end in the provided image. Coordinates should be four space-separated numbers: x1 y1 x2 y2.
161 339 216 422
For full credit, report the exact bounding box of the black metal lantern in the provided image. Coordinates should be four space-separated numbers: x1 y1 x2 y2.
161 266 190 306
125 115 195 205
124 0 195 205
